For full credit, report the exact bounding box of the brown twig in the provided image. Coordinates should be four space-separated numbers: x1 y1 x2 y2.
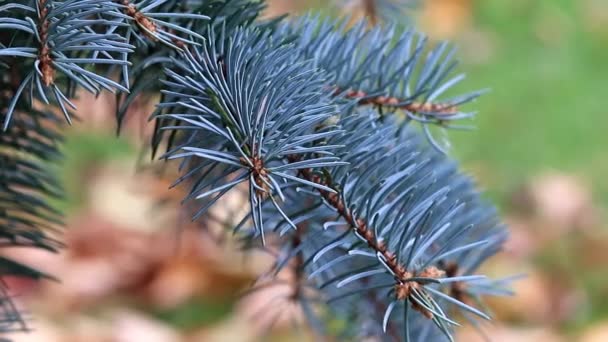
119 0 191 50
240 155 271 199
37 0 54 87
362 0 379 25
337 88 458 115
120 0 158 41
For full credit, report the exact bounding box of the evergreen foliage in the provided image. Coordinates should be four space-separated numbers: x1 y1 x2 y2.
0 0 510 340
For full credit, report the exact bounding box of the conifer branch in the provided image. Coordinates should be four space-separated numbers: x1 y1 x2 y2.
287 155 445 319
0 1 511 340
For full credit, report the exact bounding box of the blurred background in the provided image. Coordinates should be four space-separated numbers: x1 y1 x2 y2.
3 0 608 341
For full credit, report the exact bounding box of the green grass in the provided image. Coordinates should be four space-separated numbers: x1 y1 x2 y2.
449 0 608 207
152 296 235 331
451 0 608 329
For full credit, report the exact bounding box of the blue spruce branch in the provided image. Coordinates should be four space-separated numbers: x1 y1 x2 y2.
0 0 512 340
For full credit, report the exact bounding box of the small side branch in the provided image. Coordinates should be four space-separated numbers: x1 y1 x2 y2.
362 0 379 25
120 0 158 41
338 88 458 115
117 0 197 50
287 155 443 318
37 0 54 86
